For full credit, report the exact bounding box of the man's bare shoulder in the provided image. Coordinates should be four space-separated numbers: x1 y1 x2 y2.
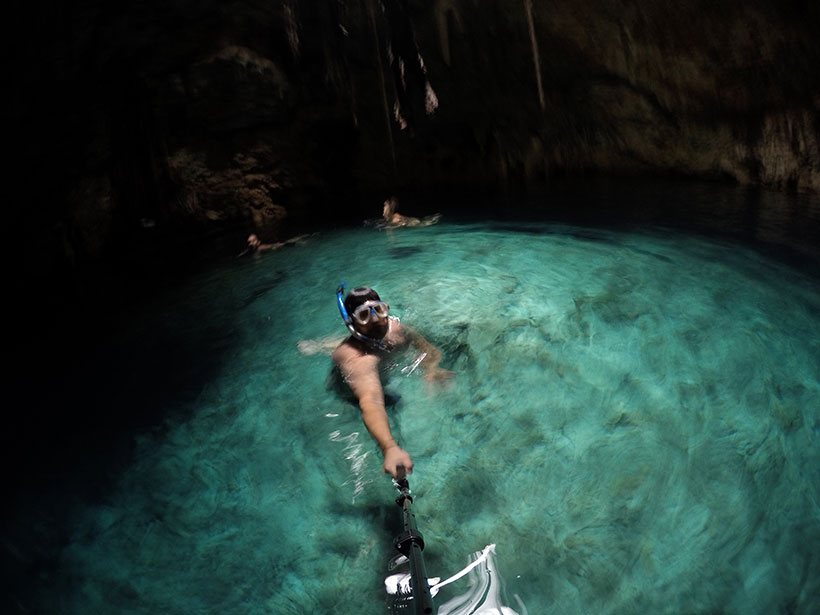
331 339 356 364
333 342 382 386
331 339 375 364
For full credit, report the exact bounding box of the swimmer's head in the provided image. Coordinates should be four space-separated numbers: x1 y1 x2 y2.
383 197 398 219
344 287 390 340
344 286 381 314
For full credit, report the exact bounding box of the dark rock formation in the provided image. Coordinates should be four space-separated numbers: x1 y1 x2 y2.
9 0 820 313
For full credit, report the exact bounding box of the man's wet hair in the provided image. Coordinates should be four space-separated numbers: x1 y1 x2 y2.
344 287 381 315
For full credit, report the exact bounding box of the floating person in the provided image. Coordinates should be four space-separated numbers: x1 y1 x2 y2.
382 197 441 228
246 233 277 253
330 284 452 478
238 232 312 257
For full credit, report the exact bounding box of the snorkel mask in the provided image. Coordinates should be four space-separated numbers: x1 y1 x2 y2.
336 282 388 349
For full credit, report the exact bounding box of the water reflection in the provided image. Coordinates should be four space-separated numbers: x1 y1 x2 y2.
421 178 820 275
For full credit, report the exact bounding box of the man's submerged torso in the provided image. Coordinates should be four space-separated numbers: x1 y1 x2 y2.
327 319 418 405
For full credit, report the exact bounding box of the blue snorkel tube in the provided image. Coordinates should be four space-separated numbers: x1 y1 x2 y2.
336 282 387 350
336 282 352 326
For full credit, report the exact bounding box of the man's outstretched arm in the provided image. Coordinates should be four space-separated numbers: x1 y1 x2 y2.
333 347 413 477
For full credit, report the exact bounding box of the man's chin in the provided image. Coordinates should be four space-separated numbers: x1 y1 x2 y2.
368 324 389 340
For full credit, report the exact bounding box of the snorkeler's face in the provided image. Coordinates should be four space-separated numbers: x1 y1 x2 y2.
354 304 390 340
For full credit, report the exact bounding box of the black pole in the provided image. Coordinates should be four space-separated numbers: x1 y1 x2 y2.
393 469 436 614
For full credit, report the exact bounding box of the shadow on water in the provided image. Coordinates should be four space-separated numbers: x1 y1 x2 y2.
402 176 820 278
2 272 256 612
6 261 289 503
237 271 288 308
388 245 424 259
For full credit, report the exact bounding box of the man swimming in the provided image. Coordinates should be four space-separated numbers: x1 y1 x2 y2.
332 285 452 478
238 232 313 257
382 197 441 228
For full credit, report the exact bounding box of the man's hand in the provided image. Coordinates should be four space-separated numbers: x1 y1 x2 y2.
383 445 413 479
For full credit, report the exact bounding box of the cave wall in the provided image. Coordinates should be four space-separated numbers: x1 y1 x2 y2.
10 0 820 295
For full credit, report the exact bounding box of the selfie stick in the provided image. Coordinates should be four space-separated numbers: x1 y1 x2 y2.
393 467 436 614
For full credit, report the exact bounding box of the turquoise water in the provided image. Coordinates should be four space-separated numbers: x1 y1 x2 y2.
35 222 820 613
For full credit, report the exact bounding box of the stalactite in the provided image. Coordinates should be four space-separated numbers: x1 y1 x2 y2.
284 0 300 59
332 0 359 128
434 0 463 67
524 0 546 111
367 0 398 178
316 0 359 127
381 0 438 132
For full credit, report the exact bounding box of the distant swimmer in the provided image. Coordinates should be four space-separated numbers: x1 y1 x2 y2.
382 197 441 228
238 232 312 257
